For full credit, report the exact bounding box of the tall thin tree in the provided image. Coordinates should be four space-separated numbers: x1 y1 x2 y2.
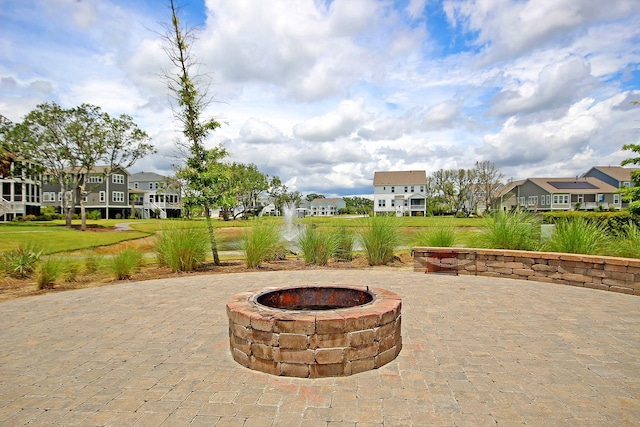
161 0 226 264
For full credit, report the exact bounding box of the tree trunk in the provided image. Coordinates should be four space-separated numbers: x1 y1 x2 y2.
79 183 87 231
204 203 220 265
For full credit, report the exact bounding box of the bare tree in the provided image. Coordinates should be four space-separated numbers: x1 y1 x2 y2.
474 160 504 213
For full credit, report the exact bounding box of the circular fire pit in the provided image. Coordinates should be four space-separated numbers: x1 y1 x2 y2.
226 285 402 378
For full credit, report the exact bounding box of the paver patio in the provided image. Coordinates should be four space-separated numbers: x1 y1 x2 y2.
0 269 639 426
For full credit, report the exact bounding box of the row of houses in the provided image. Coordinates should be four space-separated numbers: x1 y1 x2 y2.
0 161 348 221
372 166 638 216
0 162 181 221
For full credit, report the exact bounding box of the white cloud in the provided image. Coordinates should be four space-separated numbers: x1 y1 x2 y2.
293 99 372 142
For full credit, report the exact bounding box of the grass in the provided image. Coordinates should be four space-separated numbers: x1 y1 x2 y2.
473 211 541 251
155 225 209 272
360 216 401 266
35 258 62 289
413 223 458 247
0 223 149 254
108 249 143 280
543 217 611 255
613 222 640 258
333 226 356 262
297 225 337 265
242 221 284 268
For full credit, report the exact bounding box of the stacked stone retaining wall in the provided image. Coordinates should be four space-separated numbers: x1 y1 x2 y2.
413 247 640 296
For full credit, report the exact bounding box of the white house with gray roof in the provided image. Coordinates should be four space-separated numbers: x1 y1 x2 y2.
373 170 427 216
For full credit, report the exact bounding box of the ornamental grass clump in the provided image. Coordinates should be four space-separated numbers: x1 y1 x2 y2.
474 211 541 251
613 222 640 259
297 225 337 266
242 221 283 268
544 217 610 255
156 226 209 272
109 249 143 280
35 258 62 289
360 216 401 266
414 225 457 247
1 242 43 278
333 226 355 262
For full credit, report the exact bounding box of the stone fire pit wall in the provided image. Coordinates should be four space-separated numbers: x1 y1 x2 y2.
226 285 402 378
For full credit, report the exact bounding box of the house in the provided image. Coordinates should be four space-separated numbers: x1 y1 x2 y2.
373 170 427 216
496 180 525 212
41 166 131 219
0 159 42 221
129 172 182 219
309 198 345 216
582 166 639 189
514 177 621 211
582 166 639 208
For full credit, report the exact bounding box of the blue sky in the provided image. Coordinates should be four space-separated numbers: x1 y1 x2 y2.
1 0 640 197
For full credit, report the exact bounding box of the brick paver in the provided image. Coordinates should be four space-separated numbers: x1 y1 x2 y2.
1 270 639 426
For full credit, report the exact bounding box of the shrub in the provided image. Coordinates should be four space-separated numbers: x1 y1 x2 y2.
474 211 541 251
87 210 101 220
108 249 143 280
414 225 457 247
64 262 80 282
613 222 640 258
35 258 61 289
1 242 43 278
297 225 337 265
360 216 401 266
242 221 283 268
333 226 355 262
543 217 610 255
156 226 209 272
84 255 103 274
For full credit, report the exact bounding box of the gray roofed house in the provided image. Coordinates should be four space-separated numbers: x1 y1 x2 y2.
514 176 621 211
129 172 182 219
373 170 427 216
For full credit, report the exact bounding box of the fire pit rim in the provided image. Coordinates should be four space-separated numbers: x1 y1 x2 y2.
251 284 377 311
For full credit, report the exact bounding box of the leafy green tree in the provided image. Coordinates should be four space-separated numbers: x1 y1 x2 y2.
230 163 269 219
7 103 153 230
620 143 640 215
162 0 226 264
343 196 373 215
0 116 17 177
306 193 325 202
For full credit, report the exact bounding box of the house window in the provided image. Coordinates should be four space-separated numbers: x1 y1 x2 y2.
404 186 408 193
99 191 105 202
149 182 159 190
577 195 583 203
411 186 414 192
553 194 569 204
58 192 63 202
88 175 103 184
420 186 424 192
597 194 604 203
43 192 55 202
391 186 395 193
622 182 631 188
377 199 386 207
614 194 620 204
519 197 525 205
390 199 395 207
112 174 125 184
546 195 551 205
112 191 124 203
133 182 139 189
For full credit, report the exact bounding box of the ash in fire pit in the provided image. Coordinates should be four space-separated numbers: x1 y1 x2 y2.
226 285 402 378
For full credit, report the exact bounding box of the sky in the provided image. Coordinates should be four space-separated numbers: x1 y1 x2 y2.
1 0 640 198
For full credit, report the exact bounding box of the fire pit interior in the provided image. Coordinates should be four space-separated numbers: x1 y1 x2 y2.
256 286 374 310
227 285 402 378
